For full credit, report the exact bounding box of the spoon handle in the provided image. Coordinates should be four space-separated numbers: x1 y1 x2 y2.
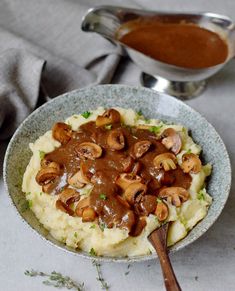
148 224 181 291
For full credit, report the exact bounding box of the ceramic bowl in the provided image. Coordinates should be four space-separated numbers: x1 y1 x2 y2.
3 85 231 262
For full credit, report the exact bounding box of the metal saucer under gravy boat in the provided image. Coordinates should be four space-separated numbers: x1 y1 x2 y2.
81 6 235 99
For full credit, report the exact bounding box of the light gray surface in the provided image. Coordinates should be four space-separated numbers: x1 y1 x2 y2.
0 1 235 291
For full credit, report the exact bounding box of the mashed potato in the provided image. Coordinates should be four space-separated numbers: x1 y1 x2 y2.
22 107 212 257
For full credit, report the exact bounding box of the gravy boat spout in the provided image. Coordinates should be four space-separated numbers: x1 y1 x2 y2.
82 6 235 99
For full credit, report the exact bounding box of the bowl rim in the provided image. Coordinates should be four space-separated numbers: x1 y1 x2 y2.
3 84 232 263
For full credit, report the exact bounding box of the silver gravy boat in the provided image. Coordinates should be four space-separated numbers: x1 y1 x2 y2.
81 6 235 99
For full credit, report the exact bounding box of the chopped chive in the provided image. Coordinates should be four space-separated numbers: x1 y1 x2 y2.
99 194 107 200
90 224 96 229
81 111 91 119
39 150 46 160
74 232 78 238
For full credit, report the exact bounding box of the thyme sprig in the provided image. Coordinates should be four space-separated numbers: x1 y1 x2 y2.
92 260 109 290
24 269 85 291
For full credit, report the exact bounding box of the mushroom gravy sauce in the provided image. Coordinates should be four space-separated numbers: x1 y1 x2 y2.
35 108 194 237
117 19 228 69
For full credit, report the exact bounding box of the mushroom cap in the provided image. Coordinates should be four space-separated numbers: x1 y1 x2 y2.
52 122 72 144
75 197 91 217
67 172 85 189
35 163 61 186
75 142 102 160
181 153 202 174
123 182 147 205
155 201 169 221
96 108 121 127
161 128 182 154
82 207 97 222
159 186 189 207
59 188 80 205
153 152 177 171
132 140 151 159
107 129 125 150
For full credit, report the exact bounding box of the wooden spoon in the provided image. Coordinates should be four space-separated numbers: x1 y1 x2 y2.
148 223 181 291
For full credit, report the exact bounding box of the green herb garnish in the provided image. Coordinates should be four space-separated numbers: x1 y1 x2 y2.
104 124 112 130
24 269 85 291
99 223 106 232
99 194 107 200
156 198 163 203
90 224 96 229
81 111 91 119
39 150 46 160
92 260 110 290
74 232 78 238
89 248 97 256
137 110 143 116
197 190 205 201
149 125 163 134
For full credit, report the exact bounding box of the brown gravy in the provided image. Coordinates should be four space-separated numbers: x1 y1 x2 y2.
45 119 191 236
117 19 228 69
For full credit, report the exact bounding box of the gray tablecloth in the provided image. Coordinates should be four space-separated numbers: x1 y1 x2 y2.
0 0 125 138
0 1 235 291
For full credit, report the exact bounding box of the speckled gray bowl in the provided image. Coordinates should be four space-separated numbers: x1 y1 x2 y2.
3 85 231 262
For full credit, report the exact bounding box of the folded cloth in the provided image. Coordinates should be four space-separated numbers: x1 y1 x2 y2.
0 0 124 139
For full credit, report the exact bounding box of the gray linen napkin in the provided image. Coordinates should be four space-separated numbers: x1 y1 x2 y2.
0 0 124 139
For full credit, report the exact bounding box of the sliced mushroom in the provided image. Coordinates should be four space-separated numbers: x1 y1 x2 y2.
132 140 151 159
59 188 80 205
107 129 125 150
68 172 85 189
41 158 51 168
52 122 72 144
155 201 169 221
82 207 97 222
161 128 182 154
96 109 121 127
56 200 74 216
123 182 147 205
116 173 142 190
36 163 61 186
181 153 202 174
75 142 102 160
153 153 177 171
159 187 189 207
42 177 60 194
75 197 90 217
